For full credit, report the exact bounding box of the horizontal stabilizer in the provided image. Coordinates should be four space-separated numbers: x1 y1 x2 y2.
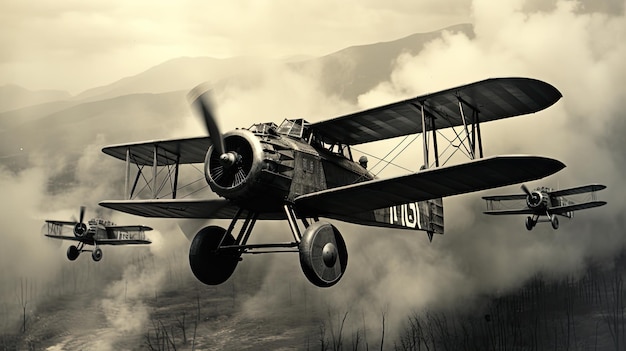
549 201 607 214
295 155 565 216
102 137 212 166
99 198 285 220
549 184 606 197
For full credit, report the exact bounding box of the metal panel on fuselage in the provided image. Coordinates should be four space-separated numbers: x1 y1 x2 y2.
328 198 444 234
288 151 327 202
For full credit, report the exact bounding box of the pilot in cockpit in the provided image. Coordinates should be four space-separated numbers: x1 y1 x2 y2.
358 156 368 169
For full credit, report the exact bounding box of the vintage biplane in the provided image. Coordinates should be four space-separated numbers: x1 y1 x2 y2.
44 206 152 261
482 184 607 230
99 77 565 287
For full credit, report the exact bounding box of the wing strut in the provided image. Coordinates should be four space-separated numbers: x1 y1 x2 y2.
417 96 486 170
120 144 203 200
458 99 474 159
420 103 429 169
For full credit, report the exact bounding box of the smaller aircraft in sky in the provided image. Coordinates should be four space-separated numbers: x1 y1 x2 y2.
43 206 152 261
482 184 607 230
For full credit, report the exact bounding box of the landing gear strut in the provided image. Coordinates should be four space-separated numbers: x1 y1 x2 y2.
187 205 349 288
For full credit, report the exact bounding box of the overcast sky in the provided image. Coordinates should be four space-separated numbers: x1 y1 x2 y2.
2 0 626 343
1 0 473 94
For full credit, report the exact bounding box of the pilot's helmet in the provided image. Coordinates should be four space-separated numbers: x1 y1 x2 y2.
358 155 368 168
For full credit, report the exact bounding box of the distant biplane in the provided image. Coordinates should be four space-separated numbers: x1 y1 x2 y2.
99 77 565 287
483 184 607 230
44 206 152 261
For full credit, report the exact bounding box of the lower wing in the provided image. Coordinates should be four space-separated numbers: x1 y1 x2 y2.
549 184 606 197
106 225 153 231
45 235 83 242
97 239 152 245
295 155 564 216
549 201 607 215
99 198 285 220
484 208 535 215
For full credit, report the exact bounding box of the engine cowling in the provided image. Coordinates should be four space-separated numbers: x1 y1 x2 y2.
204 129 266 200
526 190 548 209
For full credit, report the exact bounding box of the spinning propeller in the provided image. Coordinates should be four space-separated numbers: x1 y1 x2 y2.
189 88 238 168
73 206 87 237
189 87 252 190
521 184 541 207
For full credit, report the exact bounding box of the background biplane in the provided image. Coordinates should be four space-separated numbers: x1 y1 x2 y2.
44 206 152 261
99 77 565 287
482 184 607 230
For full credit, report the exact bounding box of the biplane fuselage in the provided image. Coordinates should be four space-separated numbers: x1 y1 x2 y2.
99 77 566 287
483 184 607 230
44 211 152 262
204 120 443 233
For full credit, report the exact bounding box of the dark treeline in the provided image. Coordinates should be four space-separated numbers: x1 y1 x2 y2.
3 250 626 350
395 254 626 351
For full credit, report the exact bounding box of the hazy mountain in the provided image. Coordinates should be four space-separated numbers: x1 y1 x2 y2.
0 91 189 170
0 84 71 113
0 24 473 165
292 23 474 102
72 24 473 103
74 56 278 102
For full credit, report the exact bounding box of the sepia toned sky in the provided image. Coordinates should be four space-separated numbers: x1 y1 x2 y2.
1 0 472 94
1 0 626 343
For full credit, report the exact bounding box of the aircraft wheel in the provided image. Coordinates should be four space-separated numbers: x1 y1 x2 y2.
551 216 559 230
525 216 534 231
92 247 103 262
299 222 348 288
67 245 80 261
189 226 240 285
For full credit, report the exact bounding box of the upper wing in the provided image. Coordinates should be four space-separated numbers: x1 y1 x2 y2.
99 198 285 220
483 208 535 215
102 136 211 165
97 239 152 245
106 225 153 232
549 184 607 197
45 220 77 226
295 155 565 216
482 194 527 201
548 201 607 215
311 77 562 145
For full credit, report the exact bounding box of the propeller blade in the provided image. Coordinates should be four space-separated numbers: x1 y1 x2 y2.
79 206 86 224
521 184 531 196
189 87 226 157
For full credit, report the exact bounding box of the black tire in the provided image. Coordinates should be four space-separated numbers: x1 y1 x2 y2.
299 222 348 288
189 226 240 285
525 216 534 231
551 216 559 230
92 247 103 262
67 245 80 261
